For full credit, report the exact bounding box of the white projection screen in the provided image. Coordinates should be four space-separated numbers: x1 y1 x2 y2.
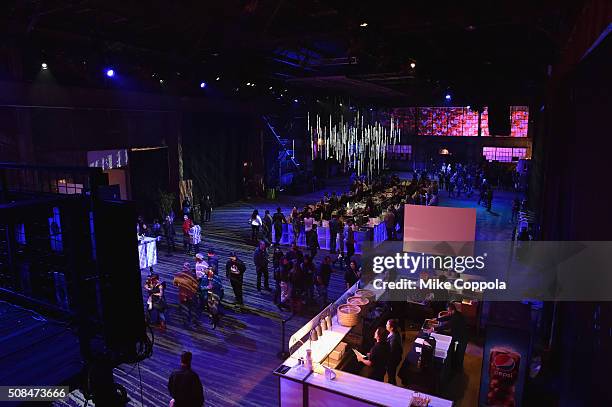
403 204 477 256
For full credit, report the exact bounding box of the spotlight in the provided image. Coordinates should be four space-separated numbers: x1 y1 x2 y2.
251 83 256 87
294 99 298 103
246 82 251 86
445 94 451 101
269 86 273 90
216 76 220 81
106 69 115 77
200 82 207 88
360 22 368 27
410 62 416 69
339 103 343 107
466 105 471 110
41 62 48 70
159 79 164 85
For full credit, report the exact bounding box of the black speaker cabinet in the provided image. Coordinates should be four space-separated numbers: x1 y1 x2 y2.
488 105 511 136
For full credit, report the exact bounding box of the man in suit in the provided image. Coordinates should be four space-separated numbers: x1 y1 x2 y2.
386 319 403 385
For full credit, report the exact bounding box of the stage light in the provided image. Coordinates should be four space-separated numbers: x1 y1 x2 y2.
251 83 256 87
410 62 416 69
269 86 273 90
246 82 251 86
159 79 164 84
294 99 299 103
200 82 207 88
360 22 368 27
216 76 220 81
466 105 471 110
41 62 48 70
339 103 343 107
445 94 451 101
106 69 115 77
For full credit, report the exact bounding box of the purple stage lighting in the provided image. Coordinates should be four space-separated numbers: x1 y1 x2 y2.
445 94 451 100
200 82 207 88
106 69 115 77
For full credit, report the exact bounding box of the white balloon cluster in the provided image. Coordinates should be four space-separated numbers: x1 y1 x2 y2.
308 110 400 179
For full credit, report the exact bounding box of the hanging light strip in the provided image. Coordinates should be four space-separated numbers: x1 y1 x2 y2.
308 110 400 178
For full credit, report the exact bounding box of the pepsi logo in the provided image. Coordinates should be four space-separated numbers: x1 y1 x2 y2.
493 353 515 371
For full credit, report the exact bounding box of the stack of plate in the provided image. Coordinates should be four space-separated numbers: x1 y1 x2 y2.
337 304 361 327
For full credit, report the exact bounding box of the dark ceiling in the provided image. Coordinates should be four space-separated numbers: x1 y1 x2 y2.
0 0 585 105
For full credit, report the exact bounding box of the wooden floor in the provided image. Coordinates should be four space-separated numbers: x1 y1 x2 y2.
0 301 82 407
51 174 515 407
56 178 356 407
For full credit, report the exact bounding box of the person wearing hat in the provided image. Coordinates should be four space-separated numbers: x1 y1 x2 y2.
225 252 246 305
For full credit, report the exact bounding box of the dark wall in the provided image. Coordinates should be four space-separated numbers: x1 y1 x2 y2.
181 112 258 206
129 148 170 220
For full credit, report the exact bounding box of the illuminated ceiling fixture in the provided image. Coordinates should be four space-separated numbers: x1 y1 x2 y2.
360 22 368 27
216 76 221 81
410 62 416 69
308 110 400 179
41 62 48 70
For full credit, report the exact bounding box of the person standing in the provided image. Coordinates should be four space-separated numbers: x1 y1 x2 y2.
356 327 390 382
253 241 270 292
278 257 292 311
272 207 286 245
189 222 202 256
315 256 333 304
345 221 356 260
202 195 213 222
272 246 284 304
144 274 167 330
486 186 494 212
301 255 316 302
435 302 468 371
163 215 176 256
225 252 246 305
329 213 340 254
307 223 319 259
386 319 403 385
173 263 199 327
182 198 192 219
384 207 396 241
182 215 193 254
262 209 273 245
206 248 219 276
168 351 204 407
290 207 301 245
249 210 262 242
344 259 361 289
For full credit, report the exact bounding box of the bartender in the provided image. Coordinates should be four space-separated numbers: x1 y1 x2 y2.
434 302 468 371
356 327 389 382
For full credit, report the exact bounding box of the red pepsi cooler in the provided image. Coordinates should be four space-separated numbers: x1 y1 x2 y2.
487 347 521 406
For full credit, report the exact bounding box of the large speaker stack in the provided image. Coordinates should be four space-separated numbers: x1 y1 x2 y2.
487 104 511 136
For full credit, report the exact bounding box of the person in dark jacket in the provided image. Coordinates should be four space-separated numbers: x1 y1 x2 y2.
262 210 273 245
435 302 468 370
272 207 286 245
201 195 213 222
328 213 340 254
386 319 403 385
344 260 361 289
226 252 246 305
168 351 204 407
356 327 390 382
253 241 270 292
163 215 176 256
